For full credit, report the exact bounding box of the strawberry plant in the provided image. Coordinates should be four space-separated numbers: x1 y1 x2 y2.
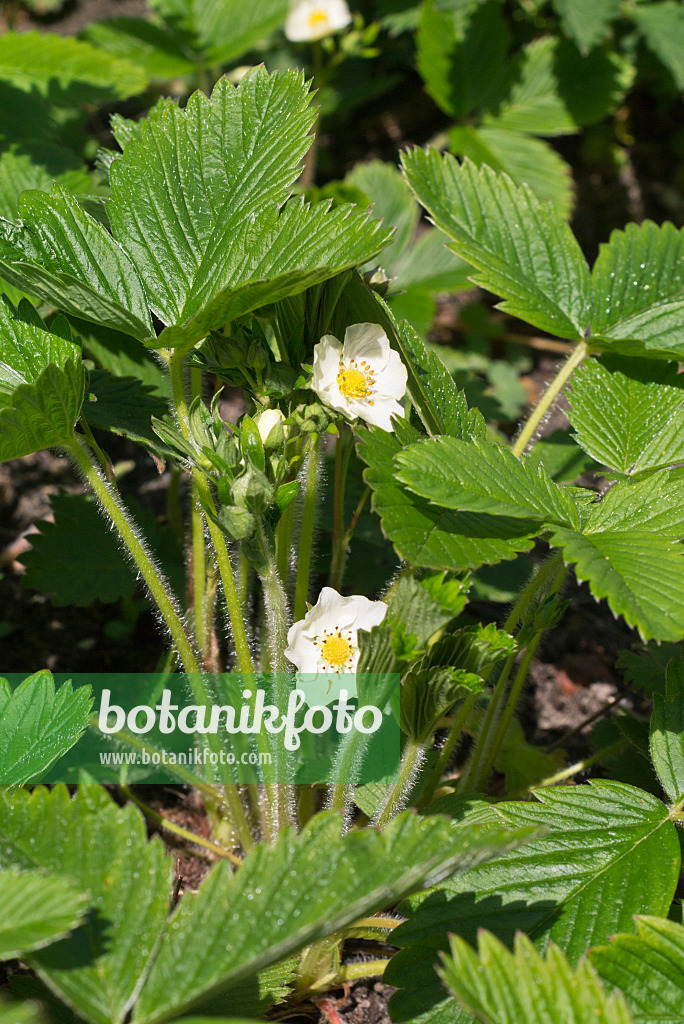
1 2 684 1022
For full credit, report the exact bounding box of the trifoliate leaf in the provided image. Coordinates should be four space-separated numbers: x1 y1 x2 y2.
552 0 621 55
441 931 633 1024
590 916 684 1022
133 811 533 1024
387 781 679 1024
0 786 172 1024
395 435 579 526
0 672 92 786
402 152 592 338
591 221 684 356
0 868 88 960
358 427 537 571
568 356 684 473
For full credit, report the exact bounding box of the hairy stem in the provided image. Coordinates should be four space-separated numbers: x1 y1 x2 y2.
511 340 588 458
68 436 201 677
419 691 478 807
294 432 320 621
531 739 629 792
373 738 427 827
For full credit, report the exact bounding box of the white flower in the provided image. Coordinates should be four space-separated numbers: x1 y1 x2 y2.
254 408 286 448
311 323 407 431
285 0 352 41
284 587 387 673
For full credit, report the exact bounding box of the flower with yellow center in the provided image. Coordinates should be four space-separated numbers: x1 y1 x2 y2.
284 587 388 675
312 323 407 432
285 0 352 42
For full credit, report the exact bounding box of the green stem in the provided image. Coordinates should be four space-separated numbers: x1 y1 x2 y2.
419 691 478 807
329 428 360 591
190 369 208 658
78 418 113 479
294 432 320 621
169 350 254 674
276 499 295 591
68 436 201 677
121 785 243 864
373 738 427 827
530 739 629 791
511 340 588 458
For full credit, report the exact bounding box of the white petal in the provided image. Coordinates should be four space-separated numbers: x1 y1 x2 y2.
284 0 351 41
312 334 343 395
343 323 390 371
301 587 360 637
348 595 388 632
284 620 320 672
349 395 404 431
375 349 408 401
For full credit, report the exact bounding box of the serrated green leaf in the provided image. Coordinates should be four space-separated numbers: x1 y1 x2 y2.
0 361 84 461
107 70 316 327
527 429 597 482
346 159 419 272
650 655 684 803
0 672 92 785
450 125 574 218
551 524 684 641
358 427 537 570
402 152 592 338
568 356 684 473
0 31 147 101
156 200 393 349
133 810 533 1024
396 435 579 527
0 298 80 401
616 641 679 697
387 574 466 648
84 19 197 80
486 36 630 133
387 781 679 1024
391 227 472 295
402 668 481 743
0 150 90 224
590 916 684 1023
417 0 510 121
0 786 172 1024
441 931 633 1024
552 0 621 55
0 186 153 342
586 470 684 535
591 221 684 356
0 868 88 960
632 1 684 89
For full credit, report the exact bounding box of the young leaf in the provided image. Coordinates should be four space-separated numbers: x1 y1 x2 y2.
0 673 92 786
401 669 482 743
551 525 684 642
0 30 147 101
0 786 172 1024
590 916 684 1022
0 868 88 960
402 151 592 338
567 356 684 473
631 1 684 90
0 186 153 342
395 435 579 527
387 781 679 1024
133 811 533 1024
357 427 537 571
552 0 621 55
441 931 632 1024
650 655 684 803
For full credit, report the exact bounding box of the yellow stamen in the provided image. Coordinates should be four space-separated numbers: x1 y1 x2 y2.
337 359 374 400
316 628 355 670
308 8 330 28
